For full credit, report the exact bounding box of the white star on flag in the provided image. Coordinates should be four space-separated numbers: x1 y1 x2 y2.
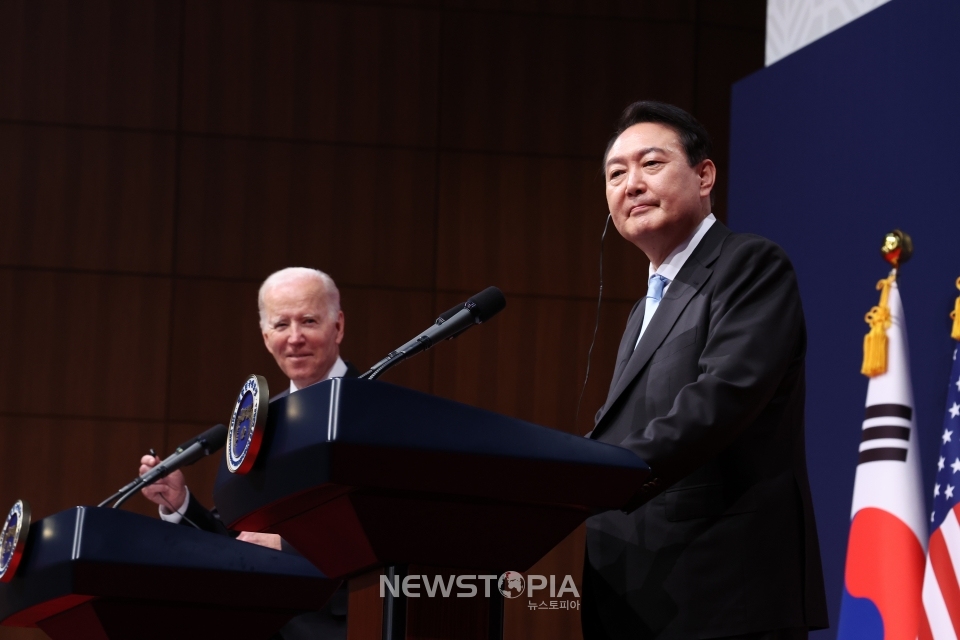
950 402 960 418
943 429 954 444
935 483 941 498
939 456 946 471
953 458 960 474
956 375 960 391
947 485 956 500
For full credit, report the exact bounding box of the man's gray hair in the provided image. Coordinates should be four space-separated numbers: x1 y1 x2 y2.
258 267 340 330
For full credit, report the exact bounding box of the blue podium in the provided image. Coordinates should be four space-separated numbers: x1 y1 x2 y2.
214 378 648 579
213 379 648 639
0 507 337 640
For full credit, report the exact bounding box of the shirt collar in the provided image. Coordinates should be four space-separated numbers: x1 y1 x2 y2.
289 356 347 394
648 213 716 282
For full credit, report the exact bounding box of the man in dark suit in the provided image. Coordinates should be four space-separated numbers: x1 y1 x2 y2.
139 266 355 639
582 102 828 640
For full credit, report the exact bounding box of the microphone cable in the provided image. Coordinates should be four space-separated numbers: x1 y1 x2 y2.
576 213 613 432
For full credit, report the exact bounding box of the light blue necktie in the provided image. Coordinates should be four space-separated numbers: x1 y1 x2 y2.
636 273 670 349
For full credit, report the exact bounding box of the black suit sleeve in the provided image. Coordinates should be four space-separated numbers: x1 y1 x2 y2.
622 237 805 493
181 493 239 537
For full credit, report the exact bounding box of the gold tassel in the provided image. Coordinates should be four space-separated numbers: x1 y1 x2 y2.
951 277 960 341
861 274 896 377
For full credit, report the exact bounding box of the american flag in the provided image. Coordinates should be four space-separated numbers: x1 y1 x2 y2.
921 345 960 638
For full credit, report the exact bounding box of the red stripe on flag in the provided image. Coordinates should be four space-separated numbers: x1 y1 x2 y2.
929 528 960 637
919 607 934 640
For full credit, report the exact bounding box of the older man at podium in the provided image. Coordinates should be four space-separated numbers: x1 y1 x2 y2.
139 266 357 535
138 266 357 640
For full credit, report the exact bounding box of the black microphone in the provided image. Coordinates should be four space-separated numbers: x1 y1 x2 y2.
435 303 463 324
360 286 507 381
136 424 228 488
100 424 228 508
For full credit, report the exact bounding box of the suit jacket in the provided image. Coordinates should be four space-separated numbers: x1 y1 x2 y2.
582 223 828 640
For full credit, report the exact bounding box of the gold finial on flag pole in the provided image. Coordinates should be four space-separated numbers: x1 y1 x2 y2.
862 230 912 377
881 229 913 270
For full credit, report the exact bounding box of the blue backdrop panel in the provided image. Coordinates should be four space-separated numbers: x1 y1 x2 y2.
729 0 960 635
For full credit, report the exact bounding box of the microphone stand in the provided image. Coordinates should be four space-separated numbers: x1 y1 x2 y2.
360 342 425 381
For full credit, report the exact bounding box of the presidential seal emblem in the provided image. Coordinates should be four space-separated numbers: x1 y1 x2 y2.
0 500 31 583
226 374 269 474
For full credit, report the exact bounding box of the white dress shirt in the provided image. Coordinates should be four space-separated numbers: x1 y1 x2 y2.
289 356 347 394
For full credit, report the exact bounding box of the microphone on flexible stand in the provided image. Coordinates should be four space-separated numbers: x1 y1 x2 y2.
100 424 228 509
360 286 507 381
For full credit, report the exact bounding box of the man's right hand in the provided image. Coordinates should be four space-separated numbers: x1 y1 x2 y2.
139 455 188 513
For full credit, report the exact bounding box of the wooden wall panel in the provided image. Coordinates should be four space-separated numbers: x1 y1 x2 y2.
432 293 636 434
166 278 281 425
0 0 181 129
337 287 435 393
436 152 646 301
440 11 696 156
0 416 162 520
181 0 440 145
0 125 176 272
0 270 171 420
694 18 765 224
442 1 695 20
699 0 766 29
175 137 437 288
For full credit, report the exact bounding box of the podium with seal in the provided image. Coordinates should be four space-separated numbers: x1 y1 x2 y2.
213 377 649 639
0 507 337 640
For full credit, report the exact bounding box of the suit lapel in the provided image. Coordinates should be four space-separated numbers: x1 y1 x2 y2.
607 302 645 400
594 222 731 431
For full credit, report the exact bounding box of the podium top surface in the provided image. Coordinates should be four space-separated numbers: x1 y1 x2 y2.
0 507 335 625
215 378 648 526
